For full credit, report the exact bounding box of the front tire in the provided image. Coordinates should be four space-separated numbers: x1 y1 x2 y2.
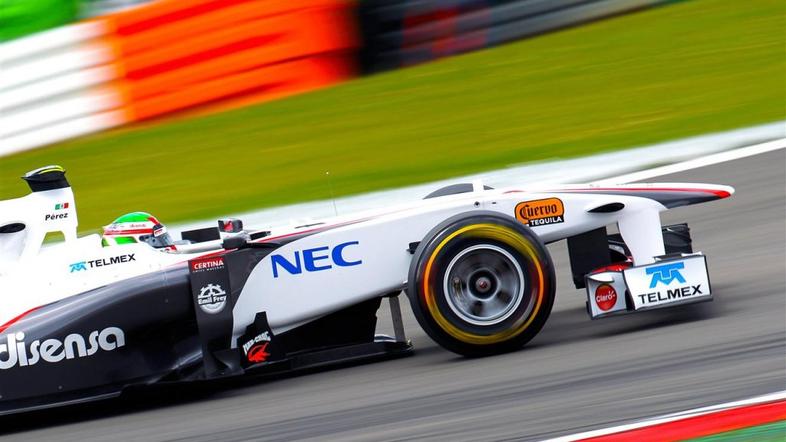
407 212 556 357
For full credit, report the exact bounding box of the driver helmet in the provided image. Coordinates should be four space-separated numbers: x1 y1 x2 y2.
102 212 174 249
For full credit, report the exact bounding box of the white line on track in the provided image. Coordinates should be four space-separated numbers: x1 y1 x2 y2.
595 137 786 185
544 390 786 442
172 133 786 235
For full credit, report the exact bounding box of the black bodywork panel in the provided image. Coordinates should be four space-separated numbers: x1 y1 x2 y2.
1 241 411 416
567 227 611 289
0 266 198 415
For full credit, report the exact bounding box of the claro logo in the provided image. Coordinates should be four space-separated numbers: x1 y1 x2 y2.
0 327 125 370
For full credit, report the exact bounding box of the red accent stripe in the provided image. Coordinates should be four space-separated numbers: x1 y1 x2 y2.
504 187 731 199
581 400 786 442
103 229 151 235
0 306 42 334
117 0 248 35
591 263 631 273
559 187 731 198
169 217 375 266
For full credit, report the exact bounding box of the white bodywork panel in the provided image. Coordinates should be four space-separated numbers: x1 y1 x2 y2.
0 180 733 333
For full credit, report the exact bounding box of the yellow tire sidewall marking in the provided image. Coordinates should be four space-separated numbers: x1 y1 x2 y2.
420 223 546 345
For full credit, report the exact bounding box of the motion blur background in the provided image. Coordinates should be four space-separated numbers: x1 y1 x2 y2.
0 0 783 231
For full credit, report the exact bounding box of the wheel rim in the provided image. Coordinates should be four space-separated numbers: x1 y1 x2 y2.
442 244 530 326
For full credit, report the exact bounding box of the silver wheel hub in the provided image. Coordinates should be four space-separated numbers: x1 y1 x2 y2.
442 244 529 326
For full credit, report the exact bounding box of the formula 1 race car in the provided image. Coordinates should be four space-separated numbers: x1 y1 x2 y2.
0 166 733 415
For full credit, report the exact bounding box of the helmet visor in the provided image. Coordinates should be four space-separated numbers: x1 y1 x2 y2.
140 232 174 249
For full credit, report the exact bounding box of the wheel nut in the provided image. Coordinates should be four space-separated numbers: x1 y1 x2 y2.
475 276 491 293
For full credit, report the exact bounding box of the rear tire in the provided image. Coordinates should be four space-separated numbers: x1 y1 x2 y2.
407 212 556 357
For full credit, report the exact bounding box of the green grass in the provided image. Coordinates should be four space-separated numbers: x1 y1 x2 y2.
1 0 783 232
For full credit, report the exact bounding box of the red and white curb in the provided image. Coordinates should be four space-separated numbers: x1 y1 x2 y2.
546 390 786 441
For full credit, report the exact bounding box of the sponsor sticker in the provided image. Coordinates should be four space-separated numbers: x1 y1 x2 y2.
69 254 136 273
247 343 270 363
271 241 362 278
242 331 272 363
190 256 225 273
236 312 281 366
624 256 711 309
241 331 271 355
197 283 227 314
515 198 565 226
0 327 125 370
595 284 617 311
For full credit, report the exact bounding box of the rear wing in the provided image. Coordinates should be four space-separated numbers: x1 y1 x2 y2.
0 166 78 263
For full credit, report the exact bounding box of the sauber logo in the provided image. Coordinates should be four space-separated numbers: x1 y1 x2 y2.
515 198 565 226
646 262 686 288
0 327 125 370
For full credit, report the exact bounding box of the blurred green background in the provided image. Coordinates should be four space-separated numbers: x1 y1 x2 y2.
1 0 784 232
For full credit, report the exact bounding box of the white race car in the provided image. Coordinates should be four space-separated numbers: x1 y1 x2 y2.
0 165 733 414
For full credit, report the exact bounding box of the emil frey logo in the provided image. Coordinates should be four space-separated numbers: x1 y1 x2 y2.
271 241 362 278
646 262 686 288
198 284 227 314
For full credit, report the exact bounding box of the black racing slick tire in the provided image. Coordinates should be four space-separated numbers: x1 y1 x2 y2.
407 212 556 357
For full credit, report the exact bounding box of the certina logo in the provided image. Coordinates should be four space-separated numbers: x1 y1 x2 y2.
515 198 565 227
647 262 686 288
271 241 362 278
190 257 224 272
198 283 227 314
69 254 136 272
0 327 125 370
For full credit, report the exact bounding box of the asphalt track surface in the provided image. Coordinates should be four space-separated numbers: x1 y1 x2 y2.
1 150 784 441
